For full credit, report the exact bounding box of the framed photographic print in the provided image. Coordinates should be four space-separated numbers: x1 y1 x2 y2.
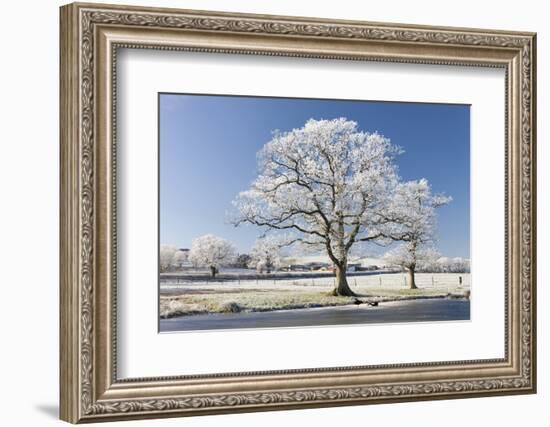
60 2 537 423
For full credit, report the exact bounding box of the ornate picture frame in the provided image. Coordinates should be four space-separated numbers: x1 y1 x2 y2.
60 2 536 423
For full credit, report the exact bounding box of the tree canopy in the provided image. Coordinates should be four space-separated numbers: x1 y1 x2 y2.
233 118 404 295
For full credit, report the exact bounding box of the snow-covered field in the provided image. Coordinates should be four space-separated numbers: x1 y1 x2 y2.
161 272 470 294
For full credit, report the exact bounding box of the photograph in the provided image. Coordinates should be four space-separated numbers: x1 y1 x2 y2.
158 94 471 332
55 2 536 422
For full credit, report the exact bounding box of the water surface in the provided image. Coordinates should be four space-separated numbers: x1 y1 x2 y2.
160 298 470 332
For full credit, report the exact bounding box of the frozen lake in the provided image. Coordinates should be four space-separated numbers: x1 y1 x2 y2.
160 298 470 332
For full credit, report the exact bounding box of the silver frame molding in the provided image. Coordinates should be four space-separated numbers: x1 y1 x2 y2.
60 2 536 423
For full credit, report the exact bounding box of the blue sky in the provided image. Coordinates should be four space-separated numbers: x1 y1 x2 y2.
159 93 470 258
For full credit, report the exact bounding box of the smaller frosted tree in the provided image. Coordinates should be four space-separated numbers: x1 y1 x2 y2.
172 250 189 270
248 237 282 274
381 178 451 289
159 244 178 272
384 244 440 289
188 234 236 277
234 254 252 269
435 257 470 273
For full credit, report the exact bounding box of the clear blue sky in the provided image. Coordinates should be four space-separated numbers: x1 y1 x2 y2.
159 93 470 258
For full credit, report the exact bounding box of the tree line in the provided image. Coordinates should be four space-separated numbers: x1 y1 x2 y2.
160 235 282 277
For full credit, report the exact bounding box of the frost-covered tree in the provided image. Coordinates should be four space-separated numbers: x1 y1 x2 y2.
248 237 282 274
233 118 401 296
172 250 189 270
435 257 470 273
159 244 178 272
188 234 236 277
380 179 451 289
384 244 440 289
234 254 252 269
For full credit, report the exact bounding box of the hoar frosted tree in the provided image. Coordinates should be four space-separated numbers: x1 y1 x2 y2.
384 244 440 289
434 257 470 273
188 234 236 277
159 244 178 272
248 236 283 273
381 179 451 289
172 249 189 270
233 118 402 296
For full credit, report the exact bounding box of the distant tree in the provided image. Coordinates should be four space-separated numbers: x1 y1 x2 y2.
172 250 189 270
451 257 470 273
384 244 440 288
188 234 236 277
435 257 470 273
159 244 178 272
248 237 282 274
233 118 401 296
234 254 252 269
380 179 451 289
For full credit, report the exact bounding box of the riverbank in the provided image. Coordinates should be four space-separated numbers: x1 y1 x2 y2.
160 286 470 319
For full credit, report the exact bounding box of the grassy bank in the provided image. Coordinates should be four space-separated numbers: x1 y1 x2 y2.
160 287 470 319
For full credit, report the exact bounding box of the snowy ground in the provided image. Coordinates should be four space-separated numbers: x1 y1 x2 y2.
161 272 470 293
160 272 471 318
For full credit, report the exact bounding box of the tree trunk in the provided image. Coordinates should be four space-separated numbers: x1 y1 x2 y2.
408 266 418 289
210 266 217 278
334 264 357 296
